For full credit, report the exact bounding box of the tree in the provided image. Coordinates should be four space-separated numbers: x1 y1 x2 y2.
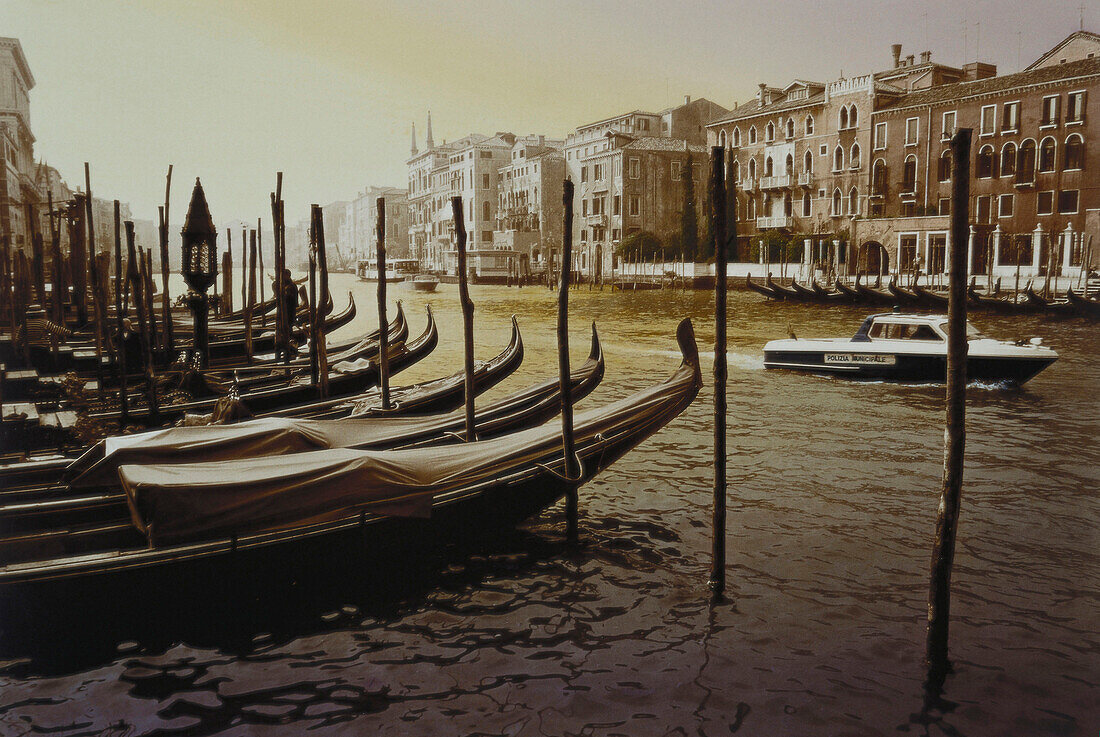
616 230 662 259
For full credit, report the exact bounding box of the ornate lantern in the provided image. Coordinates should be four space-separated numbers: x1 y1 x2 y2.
181 178 217 366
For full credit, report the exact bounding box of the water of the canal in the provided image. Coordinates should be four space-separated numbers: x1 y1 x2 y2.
1 273 1097 736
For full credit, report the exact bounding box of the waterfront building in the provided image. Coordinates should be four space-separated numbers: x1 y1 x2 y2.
857 39 1100 281
494 135 565 278
0 37 37 249
342 186 408 264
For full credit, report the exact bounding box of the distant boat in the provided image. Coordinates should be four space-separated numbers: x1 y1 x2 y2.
357 258 420 283
764 312 1058 384
409 274 440 292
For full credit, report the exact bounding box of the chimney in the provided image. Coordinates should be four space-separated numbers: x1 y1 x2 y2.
538 135 545 146
684 94 691 105
906 54 915 66
410 122 418 157
892 44 902 68
426 110 434 148
757 82 767 104
920 50 931 64
963 62 997 81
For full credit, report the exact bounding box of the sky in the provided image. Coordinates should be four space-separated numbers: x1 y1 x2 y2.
5 0 1096 228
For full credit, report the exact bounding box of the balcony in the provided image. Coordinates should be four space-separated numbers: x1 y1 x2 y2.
760 174 792 190
757 216 793 229
798 172 814 187
585 213 608 227
740 177 756 192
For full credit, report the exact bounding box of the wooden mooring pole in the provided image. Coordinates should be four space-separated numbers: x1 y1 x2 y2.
452 196 476 442
709 146 730 598
112 200 129 422
560 179 580 542
376 197 391 410
926 127 972 682
159 165 173 356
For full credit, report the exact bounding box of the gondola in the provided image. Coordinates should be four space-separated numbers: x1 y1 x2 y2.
1024 286 1075 316
745 274 780 299
86 305 438 429
766 274 803 301
854 275 896 306
790 280 820 302
833 277 862 302
887 279 924 308
912 284 949 309
0 319 699 629
1066 288 1100 318
811 279 848 303
0 315 551 494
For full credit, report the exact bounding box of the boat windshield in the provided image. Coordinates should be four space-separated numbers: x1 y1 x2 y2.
868 321 944 341
964 322 987 339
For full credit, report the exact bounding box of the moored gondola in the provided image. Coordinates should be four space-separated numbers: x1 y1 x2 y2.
745 274 781 299
1066 288 1100 318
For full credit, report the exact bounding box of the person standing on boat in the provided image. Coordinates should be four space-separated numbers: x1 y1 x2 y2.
14 304 74 365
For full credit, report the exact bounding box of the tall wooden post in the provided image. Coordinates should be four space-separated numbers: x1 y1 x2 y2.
308 208 319 387
927 128 972 681
452 196 476 441
560 180 580 541
113 201 129 421
315 207 330 397
128 224 158 423
245 230 257 363
257 217 266 327
46 191 62 357
159 165 173 356
224 228 233 314
709 147 730 598
376 197 391 410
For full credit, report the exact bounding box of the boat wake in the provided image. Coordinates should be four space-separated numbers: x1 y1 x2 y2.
685 350 766 371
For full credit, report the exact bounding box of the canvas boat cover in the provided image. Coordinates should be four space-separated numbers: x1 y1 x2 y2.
117 321 699 545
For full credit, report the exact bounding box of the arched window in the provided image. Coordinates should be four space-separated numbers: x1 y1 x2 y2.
805 114 815 134
802 191 812 217
850 143 861 169
718 130 727 148
748 197 756 219
483 201 491 220
783 191 793 217
902 155 917 191
849 106 858 127
1000 142 1017 177
977 145 995 178
1064 134 1084 170
832 188 842 215
749 126 757 144
733 127 741 147
848 187 858 215
786 118 795 138
765 122 775 141
872 159 886 196
732 159 741 181
938 150 951 182
764 156 774 177
1038 137 1056 172
1017 139 1036 181
833 145 844 171
748 157 757 180
785 154 794 176
839 107 849 130
803 150 813 173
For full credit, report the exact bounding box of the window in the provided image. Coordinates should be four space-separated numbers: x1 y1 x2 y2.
977 145 995 178
733 127 741 146
998 194 1014 218
803 150 813 173
872 159 887 196
902 201 916 217
483 201 491 219
1002 101 1020 132
937 150 951 182
748 158 756 180
672 160 682 181
942 111 956 140
1058 190 1079 214
1067 91 1085 123
833 145 844 171
786 118 795 137
874 122 887 150
581 166 588 183
732 160 740 181
764 156 774 177
832 189 842 215
1064 134 1084 170
805 115 814 134
1000 142 1017 177
749 126 757 144
850 143 861 169
849 106 858 128
802 192 811 216
594 164 602 179
1038 137 1056 172
1017 140 1036 181
628 158 640 179
899 234 919 271
905 117 919 145
976 195 991 223
785 153 794 176
839 107 849 130
938 198 950 216
979 105 996 135
820 144 828 155
718 130 727 148
613 195 620 215
783 191 793 217
582 199 588 217
482 230 492 243
628 196 640 216
902 156 917 192
848 187 858 215
1041 95 1060 126
1037 190 1054 215
765 122 775 141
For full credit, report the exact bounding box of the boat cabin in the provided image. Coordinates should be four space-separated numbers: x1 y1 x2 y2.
852 313 984 343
